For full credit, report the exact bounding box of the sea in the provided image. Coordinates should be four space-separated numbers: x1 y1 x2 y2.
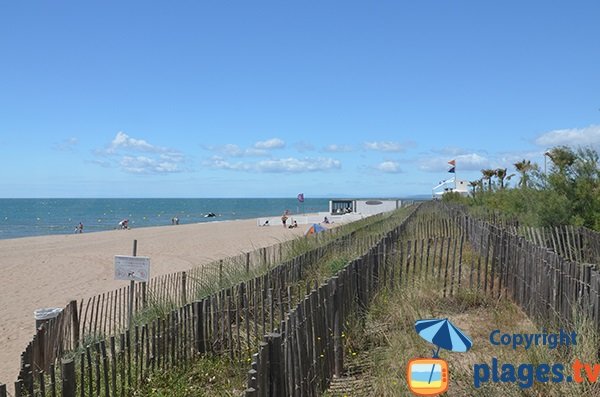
0 198 331 240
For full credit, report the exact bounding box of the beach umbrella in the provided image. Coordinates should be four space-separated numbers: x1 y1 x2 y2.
415 318 472 355
305 223 326 236
415 318 472 384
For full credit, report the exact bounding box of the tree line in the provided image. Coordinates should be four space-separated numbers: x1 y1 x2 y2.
443 145 600 231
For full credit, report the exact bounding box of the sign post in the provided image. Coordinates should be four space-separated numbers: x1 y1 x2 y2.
114 240 150 330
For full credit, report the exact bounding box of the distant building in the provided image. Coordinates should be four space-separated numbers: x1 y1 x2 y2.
329 199 402 216
432 178 469 198
257 198 404 227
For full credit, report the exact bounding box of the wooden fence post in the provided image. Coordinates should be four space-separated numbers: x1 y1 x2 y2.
142 281 147 308
22 364 33 397
265 333 283 397
182 271 187 305
332 277 343 377
258 342 269 397
194 300 205 353
0 384 5 397
247 368 258 392
128 240 138 330
219 260 224 286
13 380 23 397
70 300 80 349
61 359 76 397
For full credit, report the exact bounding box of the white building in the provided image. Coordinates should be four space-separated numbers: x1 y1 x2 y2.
257 198 403 227
432 178 469 198
329 199 402 216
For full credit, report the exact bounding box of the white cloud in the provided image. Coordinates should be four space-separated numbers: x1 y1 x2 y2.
120 156 182 174
323 144 353 153
495 151 545 168
107 131 166 153
95 132 185 174
204 140 284 157
363 141 415 152
535 125 600 147
221 144 243 157
207 156 341 173
88 159 111 168
375 161 402 173
257 157 340 172
254 138 285 149
419 153 489 172
205 156 252 171
53 137 79 151
219 144 269 157
294 141 315 152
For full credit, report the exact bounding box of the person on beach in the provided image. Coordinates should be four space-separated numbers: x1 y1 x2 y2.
75 222 83 233
288 220 298 228
281 212 288 228
323 216 330 224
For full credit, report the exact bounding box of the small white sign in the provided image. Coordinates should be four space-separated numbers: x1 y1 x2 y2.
114 255 150 282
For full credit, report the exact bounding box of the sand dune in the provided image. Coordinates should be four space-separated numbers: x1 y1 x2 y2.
0 218 306 385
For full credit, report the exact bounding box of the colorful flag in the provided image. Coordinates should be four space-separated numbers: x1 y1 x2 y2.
448 167 455 173
448 159 456 166
297 193 304 203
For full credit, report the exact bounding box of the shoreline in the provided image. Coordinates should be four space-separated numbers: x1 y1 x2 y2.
0 216 258 243
0 210 325 243
0 197 332 241
0 215 309 384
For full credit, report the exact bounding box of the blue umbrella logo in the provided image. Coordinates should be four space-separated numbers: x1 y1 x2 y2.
415 318 473 384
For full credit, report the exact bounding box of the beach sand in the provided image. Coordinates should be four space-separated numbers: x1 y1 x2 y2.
0 218 307 385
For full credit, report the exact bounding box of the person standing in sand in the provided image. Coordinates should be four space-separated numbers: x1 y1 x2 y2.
281 212 288 228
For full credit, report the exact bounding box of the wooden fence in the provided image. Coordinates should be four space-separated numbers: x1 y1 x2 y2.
512 224 600 265
14 200 599 397
246 231 403 396
430 202 600 329
7 207 418 397
244 201 600 397
244 207 474 396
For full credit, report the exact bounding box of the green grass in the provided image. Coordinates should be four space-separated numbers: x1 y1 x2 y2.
327 243 600 397
134 355 246 397
52 206 419 397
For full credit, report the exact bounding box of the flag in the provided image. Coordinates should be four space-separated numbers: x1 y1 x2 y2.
448 159 456 166
297 193 304 203
448 167 455 173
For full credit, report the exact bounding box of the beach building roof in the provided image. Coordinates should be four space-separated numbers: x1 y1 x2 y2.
432 177 469 197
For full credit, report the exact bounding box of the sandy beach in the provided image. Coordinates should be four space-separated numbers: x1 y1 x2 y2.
0 218 307 385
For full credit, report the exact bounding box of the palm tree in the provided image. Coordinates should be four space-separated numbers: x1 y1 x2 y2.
514 159 534 188
547 146 576 175
481 169 497 191
495 168 514 189
469 180 479 195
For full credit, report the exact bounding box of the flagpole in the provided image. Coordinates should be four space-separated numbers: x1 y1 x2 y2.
447 160 457 192
455 161 457 191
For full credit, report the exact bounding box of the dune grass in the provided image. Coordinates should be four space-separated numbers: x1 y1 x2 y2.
133 355 247 397
55 206 418 397
326 250 600 397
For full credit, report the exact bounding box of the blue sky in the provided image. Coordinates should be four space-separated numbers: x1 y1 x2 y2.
1 1 599 198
